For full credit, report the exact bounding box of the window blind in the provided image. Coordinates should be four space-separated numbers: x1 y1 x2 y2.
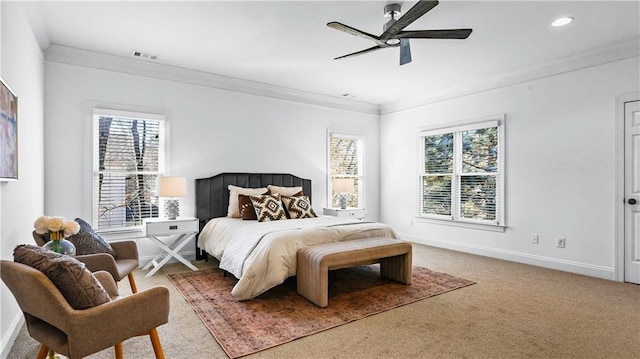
419 117 504 226
93 111 165 230
421 133 453 217
329 133 364 208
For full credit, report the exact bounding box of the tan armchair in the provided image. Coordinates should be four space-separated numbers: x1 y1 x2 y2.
33 231 139 293
1 260 169 359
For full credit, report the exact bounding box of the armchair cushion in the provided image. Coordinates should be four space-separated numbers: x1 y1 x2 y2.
14 244 111 310
67 218 117 258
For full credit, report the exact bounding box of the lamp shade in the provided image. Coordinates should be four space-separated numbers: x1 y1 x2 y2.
333 178 355 193
157 176 187 197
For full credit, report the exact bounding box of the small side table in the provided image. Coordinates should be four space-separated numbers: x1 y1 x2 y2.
142 217 199 277
323 208 367 220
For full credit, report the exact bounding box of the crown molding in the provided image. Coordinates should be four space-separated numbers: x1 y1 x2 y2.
45 37 639 117
44 44 380 115
380 37 640 115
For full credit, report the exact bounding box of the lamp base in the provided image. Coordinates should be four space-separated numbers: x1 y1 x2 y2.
339 194 347 210
164 199 180 220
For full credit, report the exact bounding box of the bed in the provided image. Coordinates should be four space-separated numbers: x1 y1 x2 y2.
195 172 398 300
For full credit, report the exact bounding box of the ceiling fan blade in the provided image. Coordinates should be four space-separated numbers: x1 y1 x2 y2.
380 0 439 41
399 38 412 65
397 29 473 39
327 22 382 44
334 46 384 60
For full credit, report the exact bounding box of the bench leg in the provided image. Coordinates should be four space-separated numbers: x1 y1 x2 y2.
297 263 330 308
380 252 412 285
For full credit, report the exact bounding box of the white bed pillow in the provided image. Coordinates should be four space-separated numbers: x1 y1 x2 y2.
228 185 268 218
267 185 303 197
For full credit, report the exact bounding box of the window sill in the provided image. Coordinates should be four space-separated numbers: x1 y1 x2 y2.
414 216 506 233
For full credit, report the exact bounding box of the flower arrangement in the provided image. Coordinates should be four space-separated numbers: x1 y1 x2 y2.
34 216 81 254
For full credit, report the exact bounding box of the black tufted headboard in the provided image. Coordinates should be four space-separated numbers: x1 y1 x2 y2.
195 172 312 259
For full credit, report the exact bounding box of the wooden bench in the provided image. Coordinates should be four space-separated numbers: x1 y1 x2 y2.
296 237 412 307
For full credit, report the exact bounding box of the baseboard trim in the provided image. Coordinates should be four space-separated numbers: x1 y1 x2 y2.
1 312 25 359
399 232 616 281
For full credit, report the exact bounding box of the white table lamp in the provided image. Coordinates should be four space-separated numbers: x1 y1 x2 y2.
333 178 355 209
158 176 187 220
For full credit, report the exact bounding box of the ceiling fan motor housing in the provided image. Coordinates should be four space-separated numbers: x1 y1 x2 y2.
328 0 473 66
383 3 402 32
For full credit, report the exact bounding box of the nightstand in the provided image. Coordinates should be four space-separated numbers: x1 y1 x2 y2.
142 217 199 277
323 208 366 220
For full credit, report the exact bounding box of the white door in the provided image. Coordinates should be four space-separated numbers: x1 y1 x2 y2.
624 100 640 284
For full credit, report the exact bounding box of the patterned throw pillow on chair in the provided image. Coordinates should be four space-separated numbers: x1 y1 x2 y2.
13 244 111 310
249 194 287 222
281 196 317 219
66 218 118 258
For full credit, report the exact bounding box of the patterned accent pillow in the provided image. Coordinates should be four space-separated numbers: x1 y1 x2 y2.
66 218 118 258
238 194 258 220
249 194 287 222
282 196 317 219
13 244 111 310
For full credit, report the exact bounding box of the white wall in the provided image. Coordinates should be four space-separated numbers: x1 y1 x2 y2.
0 2 45 358
43 60 381 263
380 57 640 279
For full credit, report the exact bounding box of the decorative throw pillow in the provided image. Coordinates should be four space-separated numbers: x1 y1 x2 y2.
249 194 287 222
267 185 304 197
13 244 111 310
238 194 258 220
227 185 268 218
66 218 117 258
281 196 317 219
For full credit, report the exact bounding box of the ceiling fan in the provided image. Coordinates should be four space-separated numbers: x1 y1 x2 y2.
327 0 472 65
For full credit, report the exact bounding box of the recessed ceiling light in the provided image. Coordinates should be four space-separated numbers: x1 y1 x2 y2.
552 17 573 27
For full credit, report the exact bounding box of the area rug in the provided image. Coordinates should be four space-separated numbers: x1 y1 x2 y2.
167 265 475 358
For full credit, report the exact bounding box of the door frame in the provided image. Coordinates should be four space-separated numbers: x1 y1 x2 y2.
615 92 639 282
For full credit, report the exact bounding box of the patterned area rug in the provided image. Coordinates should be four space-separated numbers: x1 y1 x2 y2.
168 265 475 358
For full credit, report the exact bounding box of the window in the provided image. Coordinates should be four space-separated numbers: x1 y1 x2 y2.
418 117 504 226
93 109 165 230
328 133 364 208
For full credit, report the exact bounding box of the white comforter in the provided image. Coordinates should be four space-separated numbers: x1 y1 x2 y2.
197 216 397 300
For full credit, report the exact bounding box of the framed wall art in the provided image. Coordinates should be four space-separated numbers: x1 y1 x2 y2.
0 75 18 181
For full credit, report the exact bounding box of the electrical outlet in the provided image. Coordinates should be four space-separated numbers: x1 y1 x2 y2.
531 234 539 244
556 237 566 248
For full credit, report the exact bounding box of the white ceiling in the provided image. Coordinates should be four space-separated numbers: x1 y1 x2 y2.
24 0 640 105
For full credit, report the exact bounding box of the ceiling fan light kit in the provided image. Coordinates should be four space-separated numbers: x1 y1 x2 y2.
328 0 472 66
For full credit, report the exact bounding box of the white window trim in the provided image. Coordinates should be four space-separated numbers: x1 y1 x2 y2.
327 130 366 209
416 114 506 230
84 103 170 236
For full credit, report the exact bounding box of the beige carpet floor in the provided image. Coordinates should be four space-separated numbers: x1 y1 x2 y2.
6 243 640 358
